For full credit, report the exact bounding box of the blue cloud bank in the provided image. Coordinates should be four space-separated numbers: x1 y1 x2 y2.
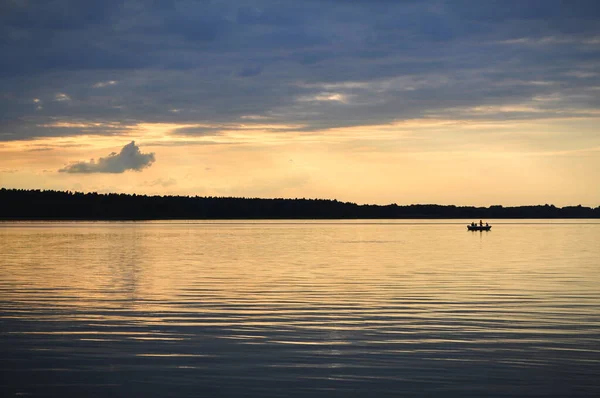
1 0 599 141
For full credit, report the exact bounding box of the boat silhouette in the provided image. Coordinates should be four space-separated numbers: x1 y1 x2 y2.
467 224 491 231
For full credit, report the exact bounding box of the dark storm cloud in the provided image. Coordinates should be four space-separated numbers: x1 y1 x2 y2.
1 0 600 141
59 141 155 173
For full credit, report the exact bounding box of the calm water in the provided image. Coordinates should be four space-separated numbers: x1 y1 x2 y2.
1 220 599 397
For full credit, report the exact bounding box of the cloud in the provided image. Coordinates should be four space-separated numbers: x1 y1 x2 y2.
238 66 262 77
1 0 600 142
59 141 155 174
92 80 118 88
54 93 71 102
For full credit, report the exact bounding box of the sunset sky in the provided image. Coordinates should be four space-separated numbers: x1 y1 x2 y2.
1 0 599 206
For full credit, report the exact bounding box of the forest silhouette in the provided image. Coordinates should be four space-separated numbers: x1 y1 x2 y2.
1 188 599 220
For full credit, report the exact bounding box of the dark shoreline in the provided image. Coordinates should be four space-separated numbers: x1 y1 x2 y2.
2 188 599 220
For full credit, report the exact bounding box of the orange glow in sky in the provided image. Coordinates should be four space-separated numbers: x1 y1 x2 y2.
1 1 599 206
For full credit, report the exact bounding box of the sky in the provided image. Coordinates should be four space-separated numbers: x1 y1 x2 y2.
1 0 599 206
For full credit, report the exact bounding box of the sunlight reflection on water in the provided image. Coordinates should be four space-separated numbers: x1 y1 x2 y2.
1 220 600 397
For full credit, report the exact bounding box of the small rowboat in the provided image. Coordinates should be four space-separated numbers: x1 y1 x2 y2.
467 225 491 231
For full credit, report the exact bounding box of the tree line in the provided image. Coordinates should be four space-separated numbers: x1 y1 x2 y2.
1 188 599 220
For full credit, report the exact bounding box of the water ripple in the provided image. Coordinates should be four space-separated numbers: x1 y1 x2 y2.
1 220 600 397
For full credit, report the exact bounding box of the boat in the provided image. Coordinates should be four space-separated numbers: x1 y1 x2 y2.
467 225 491 231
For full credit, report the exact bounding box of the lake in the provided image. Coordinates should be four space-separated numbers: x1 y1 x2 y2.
1 220 599 397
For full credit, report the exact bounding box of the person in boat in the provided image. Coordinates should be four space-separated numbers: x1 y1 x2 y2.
479 220 483 227
485 222 489 227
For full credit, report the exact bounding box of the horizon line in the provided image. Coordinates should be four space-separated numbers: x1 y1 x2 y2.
2 187 598 210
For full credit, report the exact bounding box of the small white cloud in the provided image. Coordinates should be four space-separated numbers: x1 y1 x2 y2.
528 80 554 86
466 105 543 114
54 93 71 102
498 35 600 46
532 93 562 102
583 37 600 45
59 141 155 174
298 92 351 103
566 71 597 78
240 114 269 120
92 80 118 88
